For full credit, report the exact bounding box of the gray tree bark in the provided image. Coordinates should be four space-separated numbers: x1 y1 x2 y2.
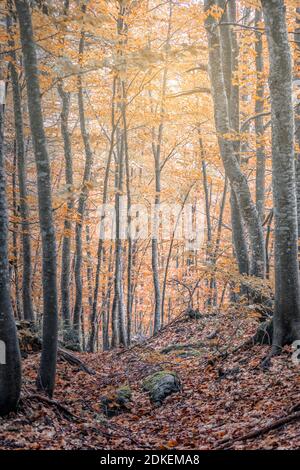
204 0 265 279
255 9 266 223
12 143 21 320
111 129 127 348
0 77 22 416
152 1 172 334
7 13 34 322
262 0 300 349
295 8 300 240
218 0 250 279
15 0 58 396
58 83 73 340
73 26 93 350
88 78 116 352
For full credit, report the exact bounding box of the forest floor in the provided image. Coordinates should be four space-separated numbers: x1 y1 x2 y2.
1 311 300 450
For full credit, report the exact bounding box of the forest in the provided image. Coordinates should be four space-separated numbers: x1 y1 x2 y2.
0 0 300 454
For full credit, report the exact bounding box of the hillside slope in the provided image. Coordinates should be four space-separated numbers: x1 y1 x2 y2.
1 311 300 450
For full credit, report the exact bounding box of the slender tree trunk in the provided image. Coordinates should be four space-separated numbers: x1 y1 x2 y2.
102 244 113 351
230 191 249 276
161 184 194 319
210 178 228 305
152 1 173 334
88 78 116 352
204 0 265 279
262 0 300 349
255 9 266 223
111 5 129 348
198 132 212 252
16 0 58 396
122 80 133 346
85 223 93 313
112 129 127 347
0 81 22 416
73 26 93 349
58 83 73 340
7 13 34 322
295 8 300 242
265 209 273 280
218 0 250 279
12 143 21 320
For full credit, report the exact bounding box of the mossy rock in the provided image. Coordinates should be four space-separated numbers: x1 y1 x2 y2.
100 386 132 418
142 371 181 405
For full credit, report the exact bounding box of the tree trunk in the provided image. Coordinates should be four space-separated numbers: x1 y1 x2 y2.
218 0 250 280
122 80 133 346
16 0 58 396
152 1 172 334
255 9 266 223
57 83 73 340
295 8 300 242
112 129 127 347
262 0 300 349
73 26 93 349
12 142 21 320
88 78 116 352
204 0 265 279
7 13 34 322
230 191 249 276
0 78 22 416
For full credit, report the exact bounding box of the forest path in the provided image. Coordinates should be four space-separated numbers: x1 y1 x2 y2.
1 311 300 450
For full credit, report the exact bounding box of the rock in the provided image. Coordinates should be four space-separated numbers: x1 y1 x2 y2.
142 371 181 405
100 386 132 418
131 333 147 345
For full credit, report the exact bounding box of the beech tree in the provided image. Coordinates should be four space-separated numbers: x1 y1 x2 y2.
2 0 299 373
15 0 58 396
204 0 266 280
261 0 300 351
0 75 22 417
295 7 300 239
73 24 94 350
7 11 34 322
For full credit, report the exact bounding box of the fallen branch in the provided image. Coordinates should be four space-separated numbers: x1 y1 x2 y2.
58 347 96 375
215 410 300 449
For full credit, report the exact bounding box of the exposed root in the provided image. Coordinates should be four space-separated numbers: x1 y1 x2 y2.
23 393 80 421
252 320 273 345
57 347 96 375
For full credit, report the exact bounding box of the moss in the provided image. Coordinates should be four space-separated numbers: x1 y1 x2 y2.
100 385 132 418
142 370 181 405
116 386 132 402
142 370 176 392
